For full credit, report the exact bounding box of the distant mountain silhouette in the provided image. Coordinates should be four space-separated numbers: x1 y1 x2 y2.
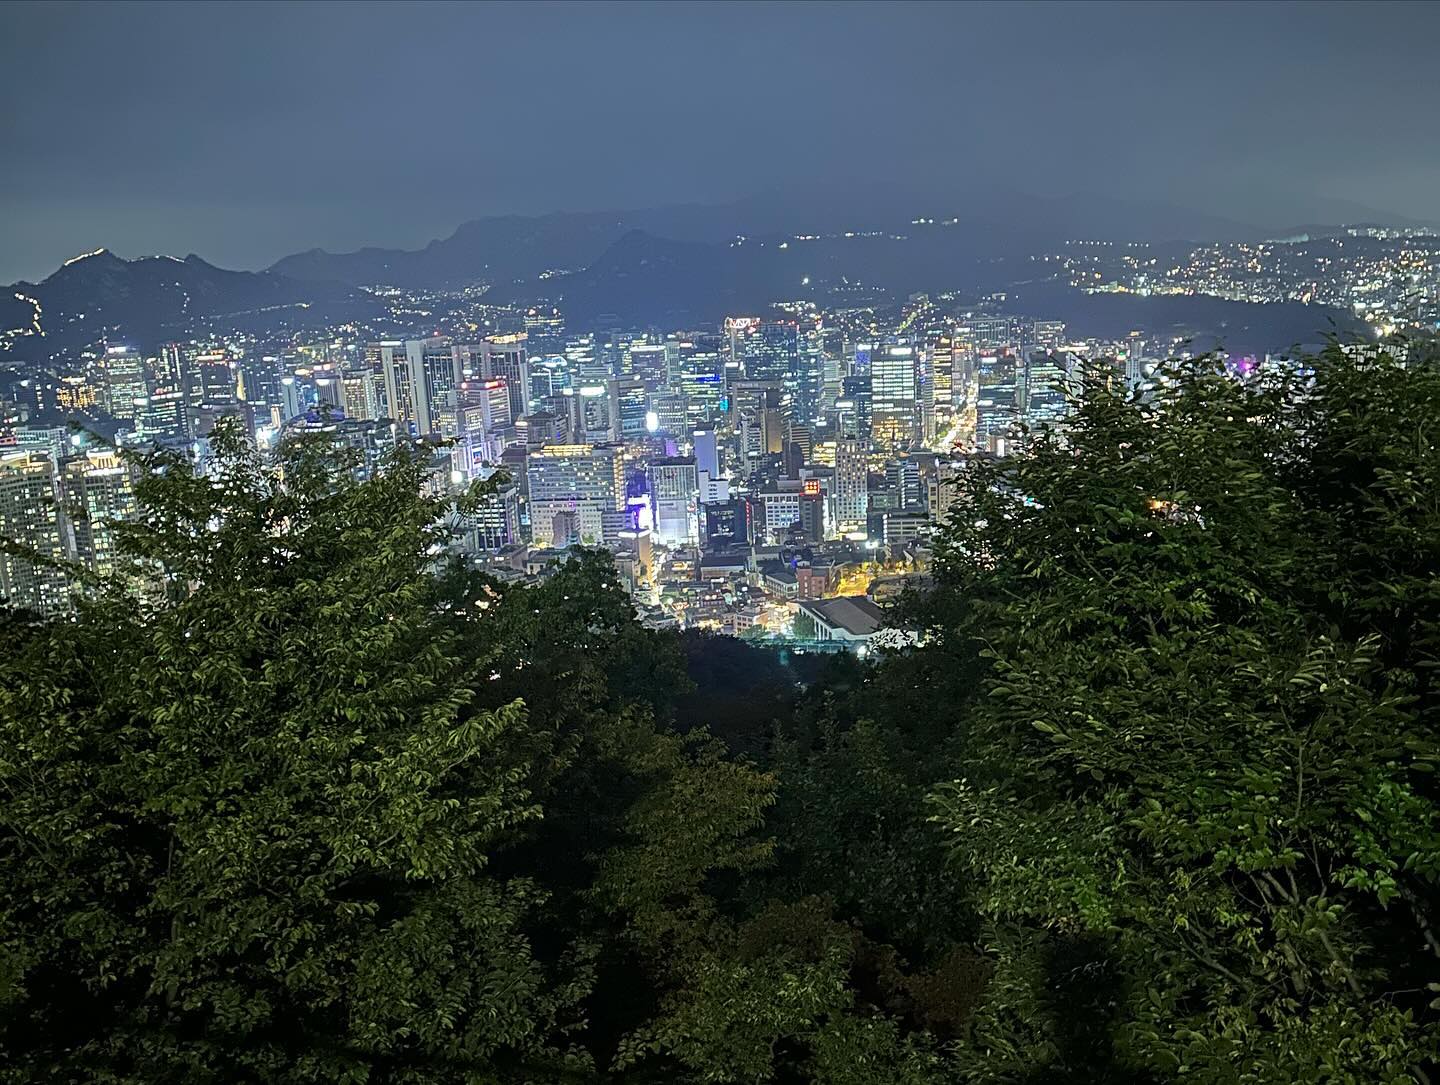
262 188 1300 293
0 250 381 361
2 187 1408 361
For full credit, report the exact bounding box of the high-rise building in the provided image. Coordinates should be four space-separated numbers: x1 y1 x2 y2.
455 483 522 552
870 346 919 453
370 341 412 429
154 343 188 395
526 443 626 547
1032 321 1067 351
1023 350 1069 429
971 317 1013 349
834 435 868 533
0 450 70 615
134 390 188 440
793 327 825 425
886 457 922 509
406 337 460 436
609 379 650 441
739 320 798 384
190 349 238 406
929 334 956 434
479 334 530 420
626 342 669 389
341 367 385 422
703 498 752 550
837 374 872 443
650 456 699 546
102 347 148 421
62 449 137 579
673 337 726 425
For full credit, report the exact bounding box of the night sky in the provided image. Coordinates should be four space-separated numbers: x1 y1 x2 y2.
3 1 1438 282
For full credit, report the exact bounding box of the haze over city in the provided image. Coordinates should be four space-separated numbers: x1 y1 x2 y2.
3 0 1439 281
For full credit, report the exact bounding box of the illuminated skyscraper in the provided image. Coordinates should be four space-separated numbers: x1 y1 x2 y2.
0 451 70 615
372 341 412 428
405 337 460 436
650 456 699 546
189 349 238 406
834 435 868 533
609 379 650 441
870 346 919 453
526 443 626 547
62 449 137 579
673 337 726 425
479 334 530 420
929 334 956 433
102 347 148 421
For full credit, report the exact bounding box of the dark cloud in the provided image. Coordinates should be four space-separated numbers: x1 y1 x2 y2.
3 0 1437 281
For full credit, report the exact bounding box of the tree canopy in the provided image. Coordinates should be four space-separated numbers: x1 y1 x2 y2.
3 342 1439 1083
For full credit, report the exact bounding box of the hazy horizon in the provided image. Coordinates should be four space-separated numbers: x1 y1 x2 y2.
4 1 1439 282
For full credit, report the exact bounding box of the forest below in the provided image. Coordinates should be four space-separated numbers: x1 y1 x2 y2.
3 342 1439 1084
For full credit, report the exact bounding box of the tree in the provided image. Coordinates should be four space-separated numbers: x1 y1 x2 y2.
924 347 1440 1082
0 425 778 1083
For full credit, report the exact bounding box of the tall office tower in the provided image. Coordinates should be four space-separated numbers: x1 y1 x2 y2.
62 449 137 579
729 381 785 471
313 373 344 412
340 367 384 421
650 456 699 546
609 379 650 441
692 426 720 481
833 435 869 533
55 377 100 413
236 354 284 411
101 347 148 421
405 337 460 436
133 390 189 439
565 384 613 444
0 450 70 615
738 320 798 383
440 378 512 472
974 351 1020 452
1023 350 1069 429
793 328 826 425
280 375 308 423
725 317 761 368
519 411 560 449
673 338 726 425
626 342 669 389
691 425 726 503
785 422 814 462
870 345 919 453
887 457 922 509
852 342 874 376
837 374 872 443
702 498 752 550
479 334 530 420
526 443 626 547
971 317 1013 350
154 343 188 394
650 391 689 437
190 349 237 405
529 355 567 404
566 334 611 387
929 335 956 434
371 341 413 429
